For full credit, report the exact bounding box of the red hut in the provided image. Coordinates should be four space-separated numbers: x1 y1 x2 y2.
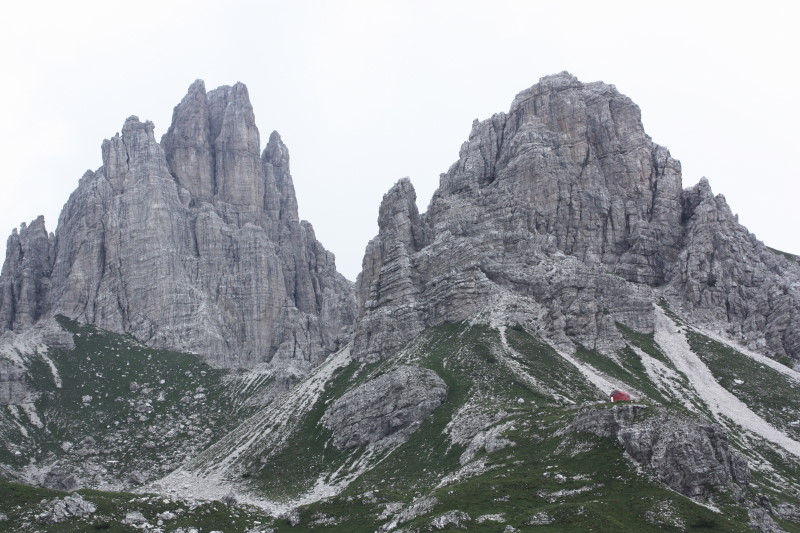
609 389 631 402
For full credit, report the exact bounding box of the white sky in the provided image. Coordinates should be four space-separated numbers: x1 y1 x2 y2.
1 1 798 281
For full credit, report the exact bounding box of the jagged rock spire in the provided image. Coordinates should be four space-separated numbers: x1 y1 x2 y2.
0 216 52 331
0 80 356 368
162 79 215 202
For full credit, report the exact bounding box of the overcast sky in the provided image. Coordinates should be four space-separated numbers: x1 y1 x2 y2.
1 1 798 281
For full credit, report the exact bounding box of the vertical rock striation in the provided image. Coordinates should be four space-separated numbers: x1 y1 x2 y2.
0 216 53 332
0 81 355 368
355 72 800 361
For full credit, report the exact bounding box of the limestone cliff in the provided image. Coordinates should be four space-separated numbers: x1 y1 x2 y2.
0 81 355 368
0 216 53 332
355 72 800 361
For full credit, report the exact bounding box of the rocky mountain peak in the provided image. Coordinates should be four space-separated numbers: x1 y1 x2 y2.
377 178 426 254
355 73 800 362
102 116 166 195
161 79 214 202
262 130 298 227
162 79 266 227
0 80 355 368
263 130 289 167
206 82 263 220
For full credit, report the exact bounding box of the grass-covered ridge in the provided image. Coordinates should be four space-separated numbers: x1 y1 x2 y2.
685 329 800 442
0 316 267 488
5 318 800 532
201 322 791 531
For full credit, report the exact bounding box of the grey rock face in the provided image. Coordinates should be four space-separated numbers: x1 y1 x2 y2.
0 358 30 405
0 318 70 404
42 467 79 491
748 506 788 533
430 510 471 530
0 359 30 405
668 178 800 359
36 493 96 524
355 72 800 361
0 81 355 368
322 365 447 449
0 216 52 332
567 405 750 500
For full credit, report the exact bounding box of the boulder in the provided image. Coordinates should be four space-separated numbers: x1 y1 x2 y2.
36 493 96 523
322 366 447 449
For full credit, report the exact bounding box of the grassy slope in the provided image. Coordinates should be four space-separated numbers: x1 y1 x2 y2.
0 316 265 486
5 318 800 532
684 328 800 513
257 323 772 532
0 478 275 532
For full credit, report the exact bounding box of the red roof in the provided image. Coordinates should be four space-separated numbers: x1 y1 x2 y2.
610 390 632 402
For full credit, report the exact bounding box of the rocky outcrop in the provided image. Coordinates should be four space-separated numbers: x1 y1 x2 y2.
355 72 800 361
0 216 52 332
42 467 79 491
322 365 447 449
36 493 96 524
668 178 800 359
430 510 471 530
567 404 750 500
748 506 789 533
0 81 355 368
0 358 29 405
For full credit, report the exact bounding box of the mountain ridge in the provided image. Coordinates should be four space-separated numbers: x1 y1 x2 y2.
2 72 800 532
354 71 800 364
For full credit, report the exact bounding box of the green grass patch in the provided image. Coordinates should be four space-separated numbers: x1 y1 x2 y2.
504 326 600 404
685 329 800 441
616 322 670 365
2 316 264 485
0 479 273 532
287 403 757 532
768 246 800 263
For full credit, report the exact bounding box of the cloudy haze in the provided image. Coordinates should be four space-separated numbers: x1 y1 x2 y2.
1 1 798 280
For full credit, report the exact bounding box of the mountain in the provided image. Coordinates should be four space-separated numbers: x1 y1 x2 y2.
0 81 355 368
2 73 800 533
354 72 800 364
